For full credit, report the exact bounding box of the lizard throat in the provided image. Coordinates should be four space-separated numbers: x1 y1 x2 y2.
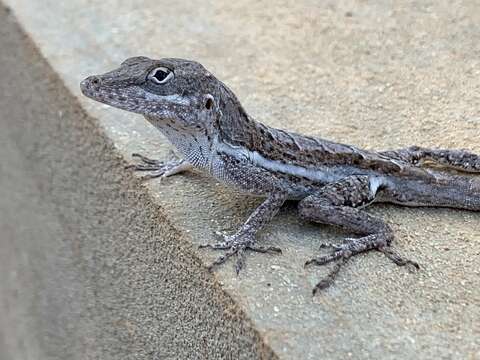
145 115 212 169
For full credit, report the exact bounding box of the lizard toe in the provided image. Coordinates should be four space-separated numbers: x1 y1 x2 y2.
308 234 419 294
380 247 420 270
131 152 163 165
201 232 281 274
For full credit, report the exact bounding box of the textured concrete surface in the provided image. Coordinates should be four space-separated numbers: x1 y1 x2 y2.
0 7 273 360
2 0 480 359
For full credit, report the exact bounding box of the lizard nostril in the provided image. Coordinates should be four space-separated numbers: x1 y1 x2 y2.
90 76 101 86
80 76 103 94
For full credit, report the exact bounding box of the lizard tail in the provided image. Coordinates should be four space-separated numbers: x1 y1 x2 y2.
385 175 480 211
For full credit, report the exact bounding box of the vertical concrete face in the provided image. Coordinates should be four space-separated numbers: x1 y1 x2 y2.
1 1 480 359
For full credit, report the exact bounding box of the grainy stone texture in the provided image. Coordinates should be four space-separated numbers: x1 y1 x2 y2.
0 7 274 360
1 0 480 359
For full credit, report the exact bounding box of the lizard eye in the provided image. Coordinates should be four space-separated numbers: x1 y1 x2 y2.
148 67 174 84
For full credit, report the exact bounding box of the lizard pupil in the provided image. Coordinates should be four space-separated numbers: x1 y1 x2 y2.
153 69 168 82
149 67 173 84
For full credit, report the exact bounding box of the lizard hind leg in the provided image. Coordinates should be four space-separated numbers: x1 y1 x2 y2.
381 146 480 173
298 176 418 294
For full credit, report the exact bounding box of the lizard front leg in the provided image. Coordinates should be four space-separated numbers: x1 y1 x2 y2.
298 176 418 293
126 153 193 180
200 192 287 274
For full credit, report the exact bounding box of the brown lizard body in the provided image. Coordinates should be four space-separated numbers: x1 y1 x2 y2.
81 57 480 292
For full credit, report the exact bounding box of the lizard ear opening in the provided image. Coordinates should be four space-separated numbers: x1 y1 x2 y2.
205 95 214 110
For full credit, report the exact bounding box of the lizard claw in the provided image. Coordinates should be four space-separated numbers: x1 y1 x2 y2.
380 247 420 271
312 259 347 295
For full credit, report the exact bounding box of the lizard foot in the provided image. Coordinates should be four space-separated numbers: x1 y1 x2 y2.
125 153 191 180
199 232 282 275
305 234 419 294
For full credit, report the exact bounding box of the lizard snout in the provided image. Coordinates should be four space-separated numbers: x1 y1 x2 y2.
80 76 102 94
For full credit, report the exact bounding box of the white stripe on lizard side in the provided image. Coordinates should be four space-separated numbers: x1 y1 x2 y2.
216 141 343 183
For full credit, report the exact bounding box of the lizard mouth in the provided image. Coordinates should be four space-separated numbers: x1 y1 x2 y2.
80 76 122 102
80 75 145 114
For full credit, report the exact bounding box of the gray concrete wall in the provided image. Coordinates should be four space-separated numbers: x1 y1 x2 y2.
1 1 480 359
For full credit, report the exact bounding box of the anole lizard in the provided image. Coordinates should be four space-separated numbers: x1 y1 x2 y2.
81 57 480 293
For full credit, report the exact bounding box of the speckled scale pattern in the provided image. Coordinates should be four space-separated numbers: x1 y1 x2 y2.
210 152 305 197
381 146 480 174
220 116 405 174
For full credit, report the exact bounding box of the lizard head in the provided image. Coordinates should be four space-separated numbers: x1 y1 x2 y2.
80 56 229 133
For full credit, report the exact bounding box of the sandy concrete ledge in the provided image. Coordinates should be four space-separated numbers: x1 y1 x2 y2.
2 0 480 359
